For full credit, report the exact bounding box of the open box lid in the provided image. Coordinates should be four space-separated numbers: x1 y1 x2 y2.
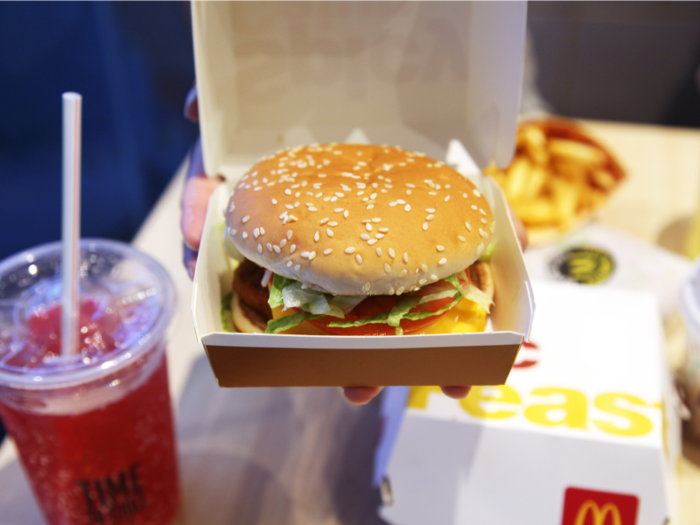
191 2 527 177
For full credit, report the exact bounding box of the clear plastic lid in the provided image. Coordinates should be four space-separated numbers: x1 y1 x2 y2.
0 239 175 390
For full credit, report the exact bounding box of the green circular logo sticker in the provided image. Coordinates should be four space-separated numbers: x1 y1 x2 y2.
550 247 615 285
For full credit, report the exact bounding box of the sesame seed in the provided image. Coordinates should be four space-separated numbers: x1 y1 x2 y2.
295 264 301 271
301 251 310 259
273 245 281 253
458 235 466 242
320 218 329 225
357 191 364 196
295 193 300 198
406 183 415 188
463 192 469 198
327 228 334 237
479 228 487 238
430 274 438 282
396 286 405 295
285 204 294 210
397 199 406 204
242 232 248 239
318 174 327 178
421 264 428 272
422 222 429 230
481 218 488 224
376 247 382 257
272 199 277 204
314 231 320 242
287 230 293 239
477 244 484 256
403 253 409 263
267 243 273 251
260 227 265 235
389 248 396 258
315 192 323 197
399 270 407 277
366 223 373 232
474 189 481 198
366 204 374 210
242 216 250 223
465 222 472 231
375 233 385 239
429 191 437 196
361 233 370 240
426 214 435 221
370 193 377 199
419 279 427 285
437 245 445 252
329 221 338 226
309 251 316 261
334 208 344 213
406 190 412 195
290 244 297 254
345 247 356 254
389 202 397 207
254 228 260 238
364 282 371 292
280 239 287 247
280 212 288 220
232 229 237 235
324 248 333 255
479 208 486 215
405 204 411 212
439 258 447 265
285 189 292 196
445 195 451 202
287 261 293 267
344 210 349 218
356 254 363 265
330 196 338 202
368 239 378 245
379 227 389 233
471 205 478 210
257 244 263 253
385 263 392 274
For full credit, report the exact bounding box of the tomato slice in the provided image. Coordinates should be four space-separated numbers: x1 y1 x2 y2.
307 294 454 336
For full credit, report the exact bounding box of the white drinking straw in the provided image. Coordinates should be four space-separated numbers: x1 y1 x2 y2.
61 93 82 357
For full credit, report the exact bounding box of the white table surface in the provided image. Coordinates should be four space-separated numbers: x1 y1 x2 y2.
0 162 385 525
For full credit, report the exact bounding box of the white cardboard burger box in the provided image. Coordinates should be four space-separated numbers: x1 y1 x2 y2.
374 283 681 525
190 2 535 387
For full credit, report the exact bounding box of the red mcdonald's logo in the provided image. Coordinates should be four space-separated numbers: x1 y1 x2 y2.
561 487 638 525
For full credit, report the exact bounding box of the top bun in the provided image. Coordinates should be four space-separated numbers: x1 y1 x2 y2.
225 144 493 296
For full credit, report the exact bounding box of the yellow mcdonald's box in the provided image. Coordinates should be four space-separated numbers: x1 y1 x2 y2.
374 282 681 525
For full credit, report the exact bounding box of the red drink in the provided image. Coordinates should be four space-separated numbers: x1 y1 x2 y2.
0 240 179 525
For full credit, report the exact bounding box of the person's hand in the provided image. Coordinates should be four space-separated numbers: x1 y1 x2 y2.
181 87 224 279
343 209 528 405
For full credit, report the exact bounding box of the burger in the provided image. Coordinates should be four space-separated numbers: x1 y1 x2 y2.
224 144 495 336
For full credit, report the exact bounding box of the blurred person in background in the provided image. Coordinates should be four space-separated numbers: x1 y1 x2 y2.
0 2 198 441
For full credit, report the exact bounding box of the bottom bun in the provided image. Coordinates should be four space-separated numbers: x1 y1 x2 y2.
232 294 265 334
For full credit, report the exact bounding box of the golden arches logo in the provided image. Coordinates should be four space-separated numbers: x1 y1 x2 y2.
574 500 622 525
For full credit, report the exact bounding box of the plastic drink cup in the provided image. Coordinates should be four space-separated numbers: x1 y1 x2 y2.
0 239 179 525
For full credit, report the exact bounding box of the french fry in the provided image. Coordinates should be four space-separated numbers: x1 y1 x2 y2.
550 178 579 227
590 169 617 191
520 125 549 165
521 165 548 200
549 139 606 167
504 157 532 202
513 198 558 226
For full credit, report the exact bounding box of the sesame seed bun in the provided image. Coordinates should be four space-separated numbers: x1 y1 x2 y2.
225 144 494 296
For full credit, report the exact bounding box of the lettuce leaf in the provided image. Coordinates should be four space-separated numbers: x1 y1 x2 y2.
404 275 463 321
326 312 390 328
268 274 297 309
265 311 321 334
220 291 236 333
